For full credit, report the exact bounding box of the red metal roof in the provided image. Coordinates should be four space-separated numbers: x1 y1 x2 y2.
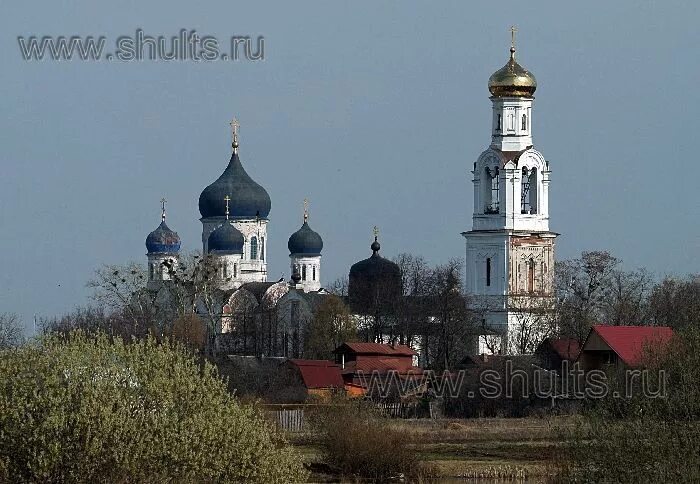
545 337 581 361
287 359 344 389
588 325 673 367
341 358 423 375
334 342 417 356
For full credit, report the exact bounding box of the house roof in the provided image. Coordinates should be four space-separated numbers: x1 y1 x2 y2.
333 342 417 357
287 359 344 389
340 358 422 376
583 325 674 367
539 337 581 362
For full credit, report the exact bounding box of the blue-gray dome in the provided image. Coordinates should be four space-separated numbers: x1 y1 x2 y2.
199 152 271 220
288 221 323 256
348 238 401 313
207 222 244 254
146 221 181 254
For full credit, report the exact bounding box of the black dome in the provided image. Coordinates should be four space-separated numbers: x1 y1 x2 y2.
207 222 244 254
199 152 271 219
288 221 323 256
348 238 401 313
146 221 181 254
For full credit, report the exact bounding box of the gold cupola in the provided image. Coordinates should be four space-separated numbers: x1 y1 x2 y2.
488 28 537 98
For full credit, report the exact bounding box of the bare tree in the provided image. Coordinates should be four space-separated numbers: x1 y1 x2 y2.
599 268 654 326
0 313 23 349
555 251 620 343
507 295 556 354
327 276 349 297
648 275 700 330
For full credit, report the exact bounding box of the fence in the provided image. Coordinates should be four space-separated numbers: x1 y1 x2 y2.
267 407 306 432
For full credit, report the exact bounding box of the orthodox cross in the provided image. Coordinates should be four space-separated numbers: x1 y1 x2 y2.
510 25 517 49
230 117 240 153
160 198 166 222
373 225 379 241
224 195 231 220
303 198 309 223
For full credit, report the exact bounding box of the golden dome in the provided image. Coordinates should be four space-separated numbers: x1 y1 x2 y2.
488 46 537 97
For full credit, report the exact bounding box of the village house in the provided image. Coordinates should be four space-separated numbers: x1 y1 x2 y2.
576 325 674 372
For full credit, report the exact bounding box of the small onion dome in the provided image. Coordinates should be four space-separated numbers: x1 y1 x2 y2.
348 237 401 313
488 47 537 98
199 152 271 220
146 221 181 254
207 222 244 254
288 221 323 256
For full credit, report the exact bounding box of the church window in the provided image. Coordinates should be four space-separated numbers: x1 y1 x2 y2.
522 114 527 131
527 259 535 294
486 258 492 287
496 114 501 131
260 237 265 261
312 266 316 281
521 168 531 213
302 265 307 281
486 167 500 213
250 236 258 260
521 167 538 214
508 113 514 130
233 264 237 278
149 263 154 280
223 263 228 279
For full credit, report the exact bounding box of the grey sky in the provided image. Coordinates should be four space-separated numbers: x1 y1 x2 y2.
1 1 698 332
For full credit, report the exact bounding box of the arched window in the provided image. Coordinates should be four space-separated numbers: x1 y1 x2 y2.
521 167 538 214
223 263 228 279
485 167 499 213
233 263 237 277
250 236 258 260
521 167 531 214
527 259 535 294
522 114 527 131
312 266 316 281
302 265 307 281
260 237 265 261
149 263 154 280
496 114 502 131
486 258 491 287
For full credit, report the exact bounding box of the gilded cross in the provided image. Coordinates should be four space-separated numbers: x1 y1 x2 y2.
224 195 231 220
230 117 240 152
510 26 517 49
160 198 166 222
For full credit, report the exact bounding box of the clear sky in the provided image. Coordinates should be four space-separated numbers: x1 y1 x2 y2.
1 1 698 333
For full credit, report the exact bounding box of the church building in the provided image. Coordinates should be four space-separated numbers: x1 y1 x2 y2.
462 31 557 355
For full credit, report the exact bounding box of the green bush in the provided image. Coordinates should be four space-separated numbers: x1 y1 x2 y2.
314 401 424 481
0 332 307 483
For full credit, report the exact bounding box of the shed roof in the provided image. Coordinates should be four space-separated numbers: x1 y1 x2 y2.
287 359 344 389
582 325 674 367
333 342 417 357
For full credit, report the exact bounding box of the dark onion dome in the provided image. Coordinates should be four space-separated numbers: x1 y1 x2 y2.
488 46 537 98
288 221 323 256
199 151 271 220
348 237 401 314
146 221 181 254
207 222 244 254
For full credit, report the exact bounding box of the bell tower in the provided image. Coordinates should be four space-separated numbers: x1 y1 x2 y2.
462 29 558 355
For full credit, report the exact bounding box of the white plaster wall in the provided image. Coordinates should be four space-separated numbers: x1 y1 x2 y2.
201 217 268 283
491 97 533 152
290 255 321 292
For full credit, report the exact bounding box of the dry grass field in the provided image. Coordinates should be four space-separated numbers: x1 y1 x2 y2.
289 416 577 482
